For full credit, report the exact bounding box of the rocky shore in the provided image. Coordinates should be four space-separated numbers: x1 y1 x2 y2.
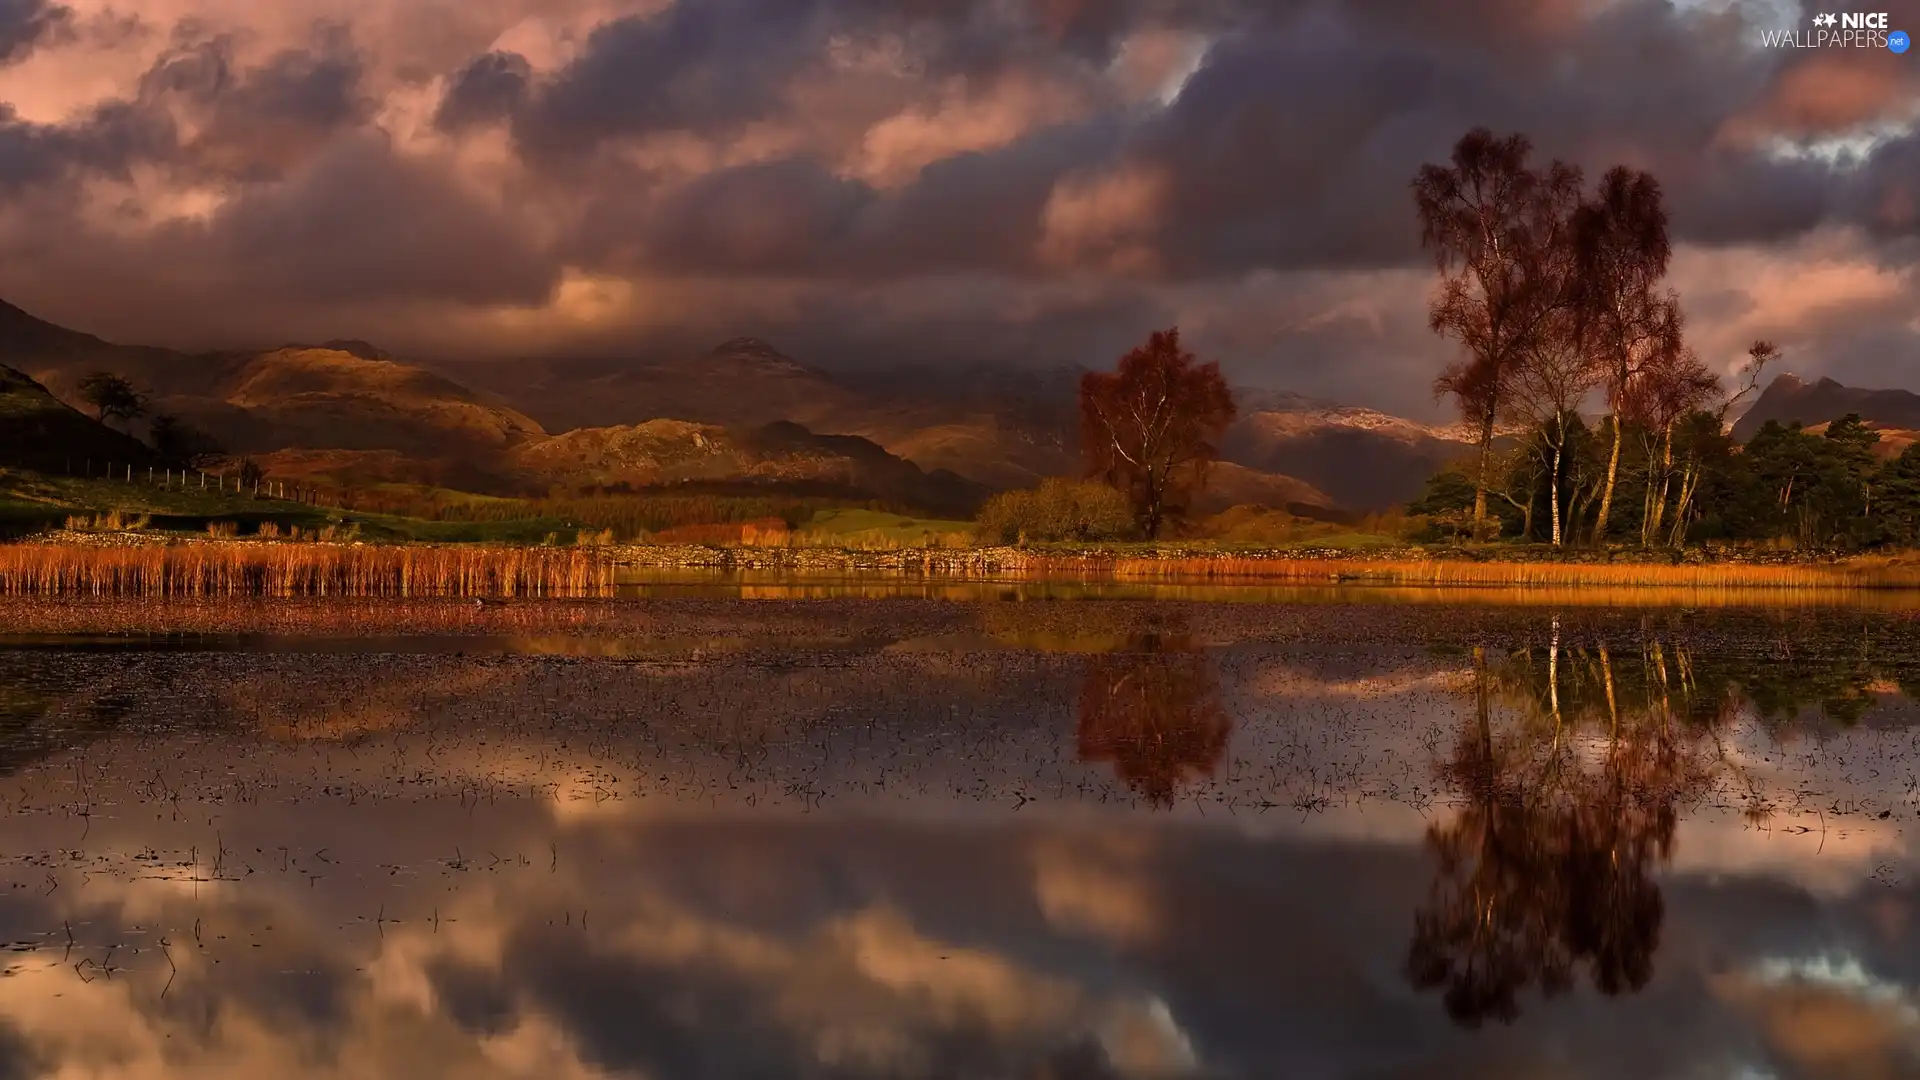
605 542 1879 578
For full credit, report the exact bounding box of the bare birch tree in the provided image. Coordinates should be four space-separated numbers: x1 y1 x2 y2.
1573 167 1681 543
1415 129 1582 537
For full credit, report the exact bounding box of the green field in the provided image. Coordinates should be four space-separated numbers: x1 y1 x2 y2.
0 469 584 543
0 468 982 547
797 508 976 545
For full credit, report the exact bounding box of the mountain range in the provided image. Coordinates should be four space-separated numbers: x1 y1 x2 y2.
1732 372 1920 457
0 299 1491 515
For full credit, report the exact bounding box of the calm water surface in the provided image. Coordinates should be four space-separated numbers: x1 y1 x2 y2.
1 596 1917 1079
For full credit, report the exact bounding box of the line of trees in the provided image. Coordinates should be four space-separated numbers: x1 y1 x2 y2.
1414 129 1740 548
1411 129 1920 551
1416 405 1920 550
76 370 228 472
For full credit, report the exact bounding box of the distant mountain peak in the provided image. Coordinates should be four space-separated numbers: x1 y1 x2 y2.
1734 371 1920 441
278 339 394 362
1236 387 1473 444
709 336 783 357
703 336 813 376
715 335 770 348
0 298 111 351
321 339 393 362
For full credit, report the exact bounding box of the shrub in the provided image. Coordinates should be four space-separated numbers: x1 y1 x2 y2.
649 518 788 546
1198 505 1320 544
65 511 151 532
977 479 1136 544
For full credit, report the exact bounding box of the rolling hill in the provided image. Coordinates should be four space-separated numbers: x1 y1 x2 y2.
1804 420 1918 461
1222 391 1477 511
452 338 857 433
173 345 548 458
0 365 154 472
450 344 1441 509
509 419 986 517
0 298 1474 516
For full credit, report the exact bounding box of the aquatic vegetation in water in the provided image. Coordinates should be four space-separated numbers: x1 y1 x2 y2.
1077 632 1232 806
0 542 614 597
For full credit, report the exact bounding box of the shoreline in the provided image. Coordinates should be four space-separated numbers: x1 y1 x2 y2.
604 542 1920 589
4 534 1920 594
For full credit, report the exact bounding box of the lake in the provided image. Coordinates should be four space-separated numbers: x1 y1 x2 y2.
0 592 1916 1079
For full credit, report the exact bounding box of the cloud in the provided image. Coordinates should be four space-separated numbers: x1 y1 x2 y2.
432 49 530 132
0 0 1912 406
181 27 374 180
191 131 557 306
0 0 71 66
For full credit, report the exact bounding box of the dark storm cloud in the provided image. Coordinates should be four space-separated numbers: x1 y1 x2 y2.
0 0 71 65
0 0 1912 400
1856 131 1920 239
0 98 174 193
510 1 826 161
201 133 556 306
850 117 1127 273
638 156 875 273
504 0 1240 166
1122 0 1876 274
185 27 373 179
432 50 531 132
480 0 1905 286
138 35 235 102
0 105 74 191
565 115 1128 278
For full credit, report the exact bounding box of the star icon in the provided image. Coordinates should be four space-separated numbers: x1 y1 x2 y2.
1814 13 1837 27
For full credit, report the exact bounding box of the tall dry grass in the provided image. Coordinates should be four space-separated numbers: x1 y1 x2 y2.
63 510 151 532
0 542 614 597
1005 552 1920 588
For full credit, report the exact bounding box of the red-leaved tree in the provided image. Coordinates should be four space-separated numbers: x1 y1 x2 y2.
1079 328 1236 539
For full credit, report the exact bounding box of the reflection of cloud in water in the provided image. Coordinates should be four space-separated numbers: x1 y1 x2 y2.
2 610 1919 1076
1031 832 1159 947
0 822 1204 1079
1715 953 1920 1079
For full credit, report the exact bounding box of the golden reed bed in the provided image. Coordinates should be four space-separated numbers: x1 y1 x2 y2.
1004 552 1920 589
0 542 615 597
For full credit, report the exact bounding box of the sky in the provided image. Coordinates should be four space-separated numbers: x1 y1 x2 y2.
0 0 1914 418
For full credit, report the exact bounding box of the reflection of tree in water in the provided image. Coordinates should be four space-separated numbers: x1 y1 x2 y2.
1077 632 1230 807
1407 627 1724 1027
